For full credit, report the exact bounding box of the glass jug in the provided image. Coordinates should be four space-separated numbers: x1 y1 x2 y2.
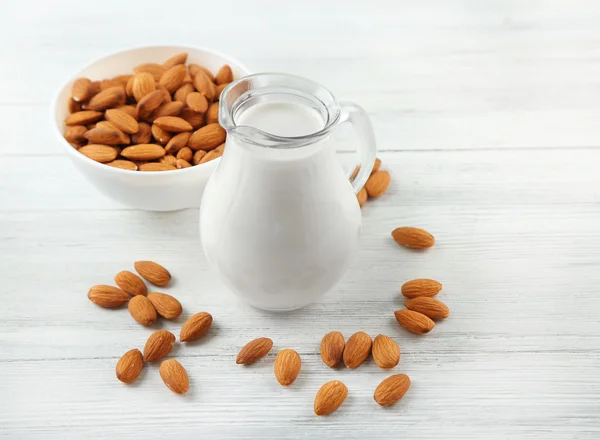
200 73 376 311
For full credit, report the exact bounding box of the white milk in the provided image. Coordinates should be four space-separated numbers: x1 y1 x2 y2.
235 101 325 137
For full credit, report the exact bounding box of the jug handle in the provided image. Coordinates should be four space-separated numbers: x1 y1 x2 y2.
339 101 377 194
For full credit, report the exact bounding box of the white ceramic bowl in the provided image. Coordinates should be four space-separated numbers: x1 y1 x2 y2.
52 45 251 211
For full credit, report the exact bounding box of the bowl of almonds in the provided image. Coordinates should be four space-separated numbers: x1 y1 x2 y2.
52 45 251 211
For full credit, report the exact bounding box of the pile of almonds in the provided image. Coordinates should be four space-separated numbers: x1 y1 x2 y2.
352 158 391 207
65 52 231 171
87 260 213 394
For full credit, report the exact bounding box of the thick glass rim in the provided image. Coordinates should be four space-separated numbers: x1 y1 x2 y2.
218 73 341 148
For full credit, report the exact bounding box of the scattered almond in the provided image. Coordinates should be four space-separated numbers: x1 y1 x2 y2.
88 285 129 308
404 297 450 319
236 337 273 364
320 331 345 367
147 292 182 319
365 170 390 197
115 349 144 384
401 279 443 298
274 349 301 386
392 227 435 249
343 331 372 369
374 374 411 407
394 310 435 334
128 295 157 325
372 334 400 369
143 329 175 362
159 359 189 394
134 261 171 287
372 157 381 174
357 187 368 207
180 312 213 342
114 270 147 296
314 380 348 416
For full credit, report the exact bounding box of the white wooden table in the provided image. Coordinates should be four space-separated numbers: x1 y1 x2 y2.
2 1 600 438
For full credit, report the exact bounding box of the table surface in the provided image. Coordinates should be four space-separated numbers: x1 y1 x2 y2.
2 1 600 439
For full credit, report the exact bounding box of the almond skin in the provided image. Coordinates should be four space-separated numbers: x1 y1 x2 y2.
190 64 215 82
343 331 372 368
86 86 125 111
181 107 206 129
392 227 435 249
105 109 139 134
206 102 219 125
163 52 188 69
115 349 144 384
320 331 345 368
236 337 273 364
198 149 223 164
180 312 213 342
374 374 411 407
274 349 301 386
134 261 171 286
151 124 172 144
84 127 123 145
114 270 147 296
186 92 209 113
405 297 450 319
68 98 81 114
72 77 92 102
88 285 129 308
164 132 191 154
154 116 193 132
365 170 390 197
193 71 216 101
159 359 189 394
148 292 182 320
188 123 226 151
139 162 176 172
121 144 166 161
160 64 187 93
65 111 103 126
314 380 348 416
160 155 178 167
215 83 229 100
134 63 166 81
143 330 175 362
106 160 138 171
174 83 196 103
193 150 207 165
132 72 156 102
177 159 191 169
401 278 443 298
136 90 164 120
215 65 233 85
150 101 185 121
372 334 400 369
64 125 87 144
128 295 157 325
176 146 193 162
394 310 435 334
78 145 118 163
131 123 152 144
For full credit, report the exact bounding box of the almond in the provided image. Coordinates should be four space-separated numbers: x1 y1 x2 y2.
148 292 182 319
100 79 122 90
192 150 207 165
320 331 345 367
107 160 138 170
151 124 172 144
365 170 390 197
84 126 123 145
372 157 381 174
112 74 133 87
401 278 442 298
117 105 138 120
174 83 195 103
115 349 144 384
159 64 187 93
188 123 226 151
181 108 205 129
214 143 225 153
394 310 435 334
374 374 411 407
154 116 193 132
139 162 176 172
404 297 450 319
65 111 103 126
158 84 172 103
159 359 189 394
165 132 191 154
180 312 213 342
86 86 125 111
151 101 185 120
68 98 81 114
136 90 164 120
372 334 400 369
186 92 209 113
143 329 175 362
88 285 129 308
163 52 188 69
128 295 157 325
72 77 92 102
64 125 87 144
236 337 273 364
114 270 147 296
198 149 222 164
121 144 166 161
274 349 301 386
314 380 348 416
132 72 156 102
177 158 191 169
105 109 139 134
132 123 152 144
193 71 216 101
134 260 171 287
215 83 229 100
215 65 233 85
160 155 178 167
357 187 367 207
392 227 435 249
125 75 135 96
134 63 166 81
206 102 219 124
189 64 215 82
343 331 372 368
176 146 193 162
78 144 118 163
89 81 102 97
